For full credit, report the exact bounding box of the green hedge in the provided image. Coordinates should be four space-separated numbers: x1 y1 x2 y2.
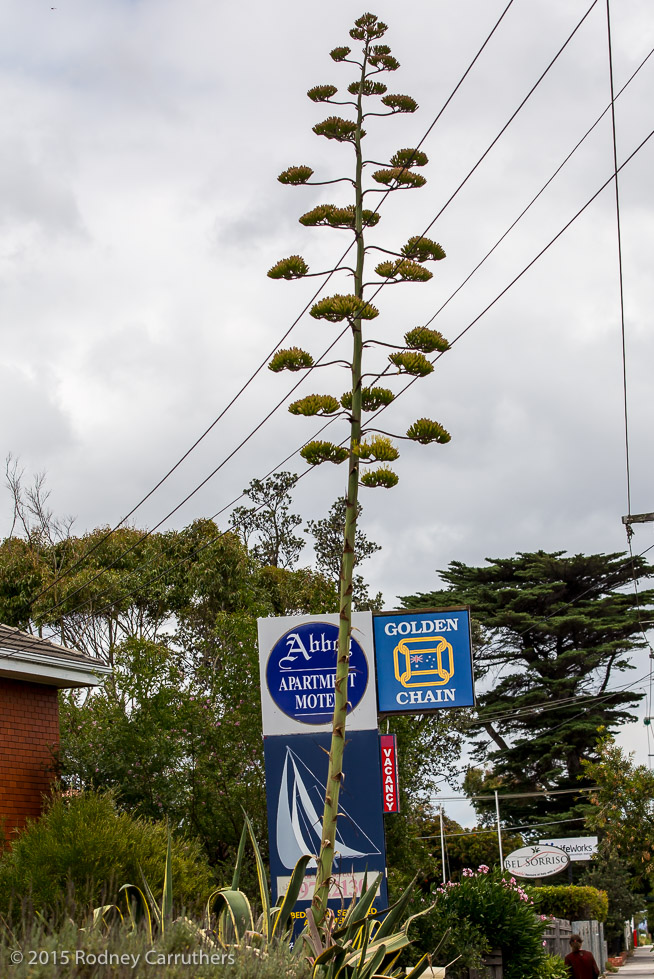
529 885 608 922
0 790 214 920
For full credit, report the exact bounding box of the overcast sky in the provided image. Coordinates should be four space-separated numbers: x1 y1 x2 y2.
1 0 653 811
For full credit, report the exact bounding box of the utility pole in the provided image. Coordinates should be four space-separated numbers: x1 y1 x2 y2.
439 805 447 885
494 790 504 869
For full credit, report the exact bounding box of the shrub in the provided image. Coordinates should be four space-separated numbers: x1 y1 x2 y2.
0 790 213 920
529 885 608 922
409 866 549 979
537 954 569 978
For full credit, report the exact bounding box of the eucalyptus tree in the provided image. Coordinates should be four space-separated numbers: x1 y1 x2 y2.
268 12 451 919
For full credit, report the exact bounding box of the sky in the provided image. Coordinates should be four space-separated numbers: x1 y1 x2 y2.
1 0 653 822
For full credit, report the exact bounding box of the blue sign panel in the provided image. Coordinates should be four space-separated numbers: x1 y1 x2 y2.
373 608 474 713
265 621 369 726
264 730 387 925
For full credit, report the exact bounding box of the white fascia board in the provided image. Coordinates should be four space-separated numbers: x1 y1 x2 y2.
0 647 112 688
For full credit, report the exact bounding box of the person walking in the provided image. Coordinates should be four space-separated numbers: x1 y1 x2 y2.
564 934 600 978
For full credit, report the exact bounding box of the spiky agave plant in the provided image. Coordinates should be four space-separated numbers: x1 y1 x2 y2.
268 12 451 923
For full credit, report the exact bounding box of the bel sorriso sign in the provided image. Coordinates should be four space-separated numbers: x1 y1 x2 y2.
373 608 474 714
504 844 570 878
257 612 378 736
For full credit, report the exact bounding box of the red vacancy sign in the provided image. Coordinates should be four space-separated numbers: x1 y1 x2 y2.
380 734 400 813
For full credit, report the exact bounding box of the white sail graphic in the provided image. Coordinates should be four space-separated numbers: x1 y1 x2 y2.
275 746 381 870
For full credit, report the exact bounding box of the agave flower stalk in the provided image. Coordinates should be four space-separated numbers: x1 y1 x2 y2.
268 12 451 923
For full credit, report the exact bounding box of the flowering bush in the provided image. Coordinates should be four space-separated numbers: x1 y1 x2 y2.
409 866 549 978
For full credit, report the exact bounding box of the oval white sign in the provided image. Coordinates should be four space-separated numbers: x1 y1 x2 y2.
503 844 570 878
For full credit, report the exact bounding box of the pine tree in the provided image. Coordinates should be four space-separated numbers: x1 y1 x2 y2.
402 550 654 827
268 12 451 919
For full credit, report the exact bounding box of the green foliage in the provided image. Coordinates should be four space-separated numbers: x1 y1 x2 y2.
278 165 314 185
268 347 314 372
402 551 654 827
359 436 399 462
308 85 338 102
300 441 349 466
406 419 451 444
310 294 379 323
230 471 305 569
58 630 268 873
390 148 428 168
299 205 381 229
0 918 306 979
538 955 569 979
304 497 382 610
289 395 341 417
303 874 436 979
416 814 523 881
401 236 445 261
371 169 426 189
580 851 645 948
268 255 309 279
404 327 449 353
416 867 549 979
388 351 434 376
0 791 212 921
374 259 432 281
529 885 608 922
313 116 362 142
584 735 654 881
360 467 398 489
381 94 416 112
341 386 395 411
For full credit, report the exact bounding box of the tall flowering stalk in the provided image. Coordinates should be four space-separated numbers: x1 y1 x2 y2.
268 12 451 922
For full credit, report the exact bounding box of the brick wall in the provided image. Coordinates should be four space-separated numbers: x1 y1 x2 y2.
0 678 60 845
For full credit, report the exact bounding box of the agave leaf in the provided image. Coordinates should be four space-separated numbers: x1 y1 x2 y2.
242 812 271 940
404 953 433 979
402 903 435 935
138 867 163 933
375 948 402 976
161 826 173 929
210 888 254 946
304 903 327 959
341 873 382 929
358 941 388 979
119 884 153 943
271 854 313 940
231 821 248 891
342 931 411 966
373 876 417 940
356 917 374 965
91 904 123 932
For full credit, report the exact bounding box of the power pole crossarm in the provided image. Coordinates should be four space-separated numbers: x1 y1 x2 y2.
622 512 654 525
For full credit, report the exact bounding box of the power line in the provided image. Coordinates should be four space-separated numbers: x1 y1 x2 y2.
22 3 519 608
429 786 595 802
16 121 654 650
8 3 643 644
419 815 589 840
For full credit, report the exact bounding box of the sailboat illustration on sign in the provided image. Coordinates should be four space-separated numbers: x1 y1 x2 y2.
276 747 382 870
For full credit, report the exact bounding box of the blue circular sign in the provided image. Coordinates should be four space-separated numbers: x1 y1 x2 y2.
266 621 369 725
